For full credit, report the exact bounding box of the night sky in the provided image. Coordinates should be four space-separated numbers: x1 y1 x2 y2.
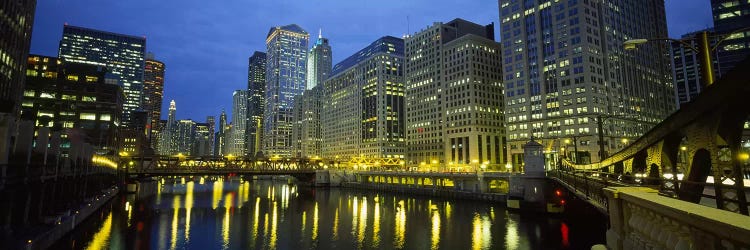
29 0 714 123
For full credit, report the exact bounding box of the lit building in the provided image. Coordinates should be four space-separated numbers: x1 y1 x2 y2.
263 24 309 157
405 19 506 170
214 110 227 156
711 0 750 77
499 0 675 166
206 115 215 155
322 36 405 161
176 119 196 155
0 0 36 116
192 122 211 156
229 90 248 156
58 24 146 128
306 30 332 89
158 100 177 155
22 54 124 154
143 53 165 138
247 51 266 157
292 86 323 158
670 29 721 107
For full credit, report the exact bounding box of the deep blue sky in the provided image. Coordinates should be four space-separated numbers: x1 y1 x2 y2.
30 0 714 123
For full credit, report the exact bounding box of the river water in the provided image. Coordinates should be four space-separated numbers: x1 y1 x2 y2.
52 177 606 249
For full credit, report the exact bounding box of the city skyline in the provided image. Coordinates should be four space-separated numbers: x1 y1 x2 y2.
29 0 713 121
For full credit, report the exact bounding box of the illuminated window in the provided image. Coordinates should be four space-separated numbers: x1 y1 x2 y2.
67 75 79 81
85 76 98 82
23 90 35 97
22 101 33 107
80 113 96 120
62 95 76 100
63 121 75 128
43 72 57 78
82 96 97 102
26 69 38 76
100 114 111 121
40 92 56 99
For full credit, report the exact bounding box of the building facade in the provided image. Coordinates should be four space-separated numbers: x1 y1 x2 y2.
206 115 215 155
711 0 750 77
193 122 211 156
322 36 406 162
229 90 248 156
22 55 124 154
143 53 165 136
247 51 266 157
58 25 146 128
404 19 506 170
158 100 177 155
499 0 675 166
214 110 227 156
670 29 721 107
306 30 332 90
292 86 323 158
0 0 36 116
175 119 196 155
263 24 309 157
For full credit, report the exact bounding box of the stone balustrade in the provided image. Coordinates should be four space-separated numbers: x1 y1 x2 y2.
605 187 750 250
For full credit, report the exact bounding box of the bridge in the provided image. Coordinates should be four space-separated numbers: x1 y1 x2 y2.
552 58 750 249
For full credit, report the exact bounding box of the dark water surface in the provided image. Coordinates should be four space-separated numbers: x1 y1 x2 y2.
52 177 606 249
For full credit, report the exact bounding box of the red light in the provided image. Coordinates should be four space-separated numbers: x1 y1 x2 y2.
560 199 566 205
556 190 562 196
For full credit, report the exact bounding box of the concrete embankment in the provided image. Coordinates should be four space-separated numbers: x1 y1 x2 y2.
21 185 119 250
341 182 507 203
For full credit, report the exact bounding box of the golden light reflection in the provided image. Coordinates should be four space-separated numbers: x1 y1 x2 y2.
357 197 368 248
270 201 278 249
199 177 205 185
212 180 223 209
170 196 181 250
372 200 380 247
84 211 112 250
125 200 132 227
431 210 440 250
472 214 482 250
185 181 194 242
446 202 452 221
312 202 319 242
394 200 406 249
221 193 232 249
301 211 307 239
505 214 519 249
252 197 260 244
351 196 359 237
332 208 339 240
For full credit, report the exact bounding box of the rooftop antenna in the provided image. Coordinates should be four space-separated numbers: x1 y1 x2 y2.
407 15 410 35
319 28 322 39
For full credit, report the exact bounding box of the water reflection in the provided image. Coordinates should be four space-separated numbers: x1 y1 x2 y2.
55 177 606 249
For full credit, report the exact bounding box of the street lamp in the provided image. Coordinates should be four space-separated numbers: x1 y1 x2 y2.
505 162 512 173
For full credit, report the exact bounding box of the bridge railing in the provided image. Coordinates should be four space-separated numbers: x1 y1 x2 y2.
552 167 750 216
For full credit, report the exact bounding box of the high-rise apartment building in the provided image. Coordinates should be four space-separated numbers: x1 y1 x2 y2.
405 19 506 170
158 100 177 155
306 30 332 89
263 24 309 157
206 116 215 155
711 0 750 77
292 86 323 158
58 25 146 128
230 90 248 156
322 36 406 161
499 0 675 166
176 119 196 155
143 53 165 135
193 122 211 156
247 51 266 157
0 0 36 116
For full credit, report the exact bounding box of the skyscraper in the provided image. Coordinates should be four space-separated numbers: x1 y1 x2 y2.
158 100 177 154
230 90 248 156
499 0 675 165
292 86 323 158
214 110 227 156
670 29 721 107
263 24 309 157
711 0 750 77
143 53 165 137
247 51 266 157
322 36 406 161
306 30 332 90
405 19 506 170
0 0 36 116
58 24 146 128
206 115 215 155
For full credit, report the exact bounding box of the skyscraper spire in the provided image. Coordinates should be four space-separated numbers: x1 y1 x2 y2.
169 99 176 111
319 28 322 39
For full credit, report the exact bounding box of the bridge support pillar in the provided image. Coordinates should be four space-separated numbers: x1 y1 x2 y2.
314 170 330 187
